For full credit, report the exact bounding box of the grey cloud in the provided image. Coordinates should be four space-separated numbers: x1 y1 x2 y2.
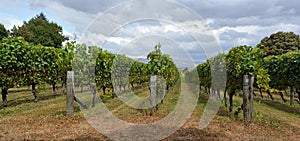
219 30 248 40
23 0 300 61
113 35 202 68
211 15 300 28
176 0 300 18
175 0 300 32
28 0 300 28
48 0 124 14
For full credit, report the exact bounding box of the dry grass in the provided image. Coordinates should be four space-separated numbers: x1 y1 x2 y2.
0 84 299 140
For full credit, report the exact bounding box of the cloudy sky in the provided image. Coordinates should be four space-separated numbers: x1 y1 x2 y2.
1 0 300 68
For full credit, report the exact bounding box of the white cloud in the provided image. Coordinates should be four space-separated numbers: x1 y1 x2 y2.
211 23 300 52
0 16 23 29
163 24 184 33
107 37 132 45
79 32 106 46
136 25 154 34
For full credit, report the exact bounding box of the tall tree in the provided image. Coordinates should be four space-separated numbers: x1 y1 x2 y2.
0 23 8 40
11 13 68 48
259 31 300 56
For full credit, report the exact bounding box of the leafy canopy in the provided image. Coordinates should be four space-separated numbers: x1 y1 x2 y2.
259 31 300 56
0 23 8 40
11 13 68 48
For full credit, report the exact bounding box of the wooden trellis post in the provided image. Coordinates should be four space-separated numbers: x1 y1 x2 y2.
149 75 166 113
66 71 74 116
243 75 254 122
249 76 254 121
150 75 157 111
290 87 295 106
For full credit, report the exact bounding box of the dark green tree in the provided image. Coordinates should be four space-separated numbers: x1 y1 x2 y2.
259 31 300 56
11 13 68 48
0 23 8 40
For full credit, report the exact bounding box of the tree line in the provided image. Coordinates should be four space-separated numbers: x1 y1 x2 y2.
74 43 180 100
0 37 73 106
1 36 180 108
186 31 300 121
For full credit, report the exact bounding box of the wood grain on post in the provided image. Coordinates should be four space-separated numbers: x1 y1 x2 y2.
243 75 254 122
150 75 157 111
290 87 295 106
249 76 254 121
66 71 74 116
243 75 249 121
